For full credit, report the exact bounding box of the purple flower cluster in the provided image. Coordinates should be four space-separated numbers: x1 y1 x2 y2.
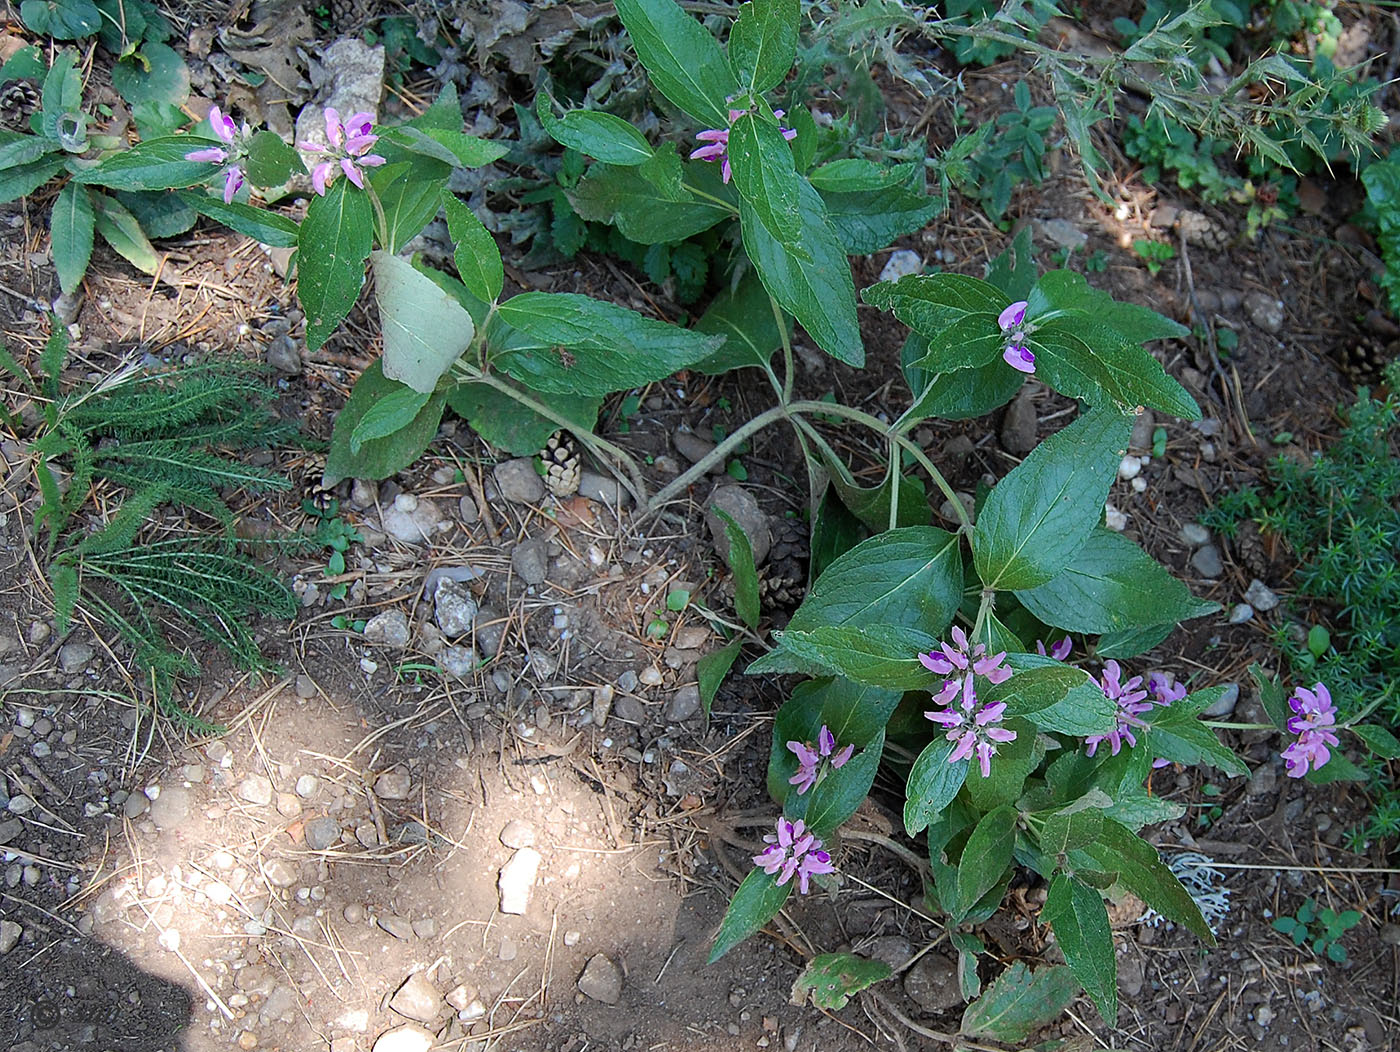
1281 682 1339 778
1146 672 1188 768
752 817 834 894
691 108 797 184
999 300 1035 374
920 627 1016 777
787 725 855 795
184 105 249 204
1084 660 1152 758
299 108 386 195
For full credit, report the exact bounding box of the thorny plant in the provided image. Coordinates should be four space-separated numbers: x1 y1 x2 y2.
5 0 1394 1038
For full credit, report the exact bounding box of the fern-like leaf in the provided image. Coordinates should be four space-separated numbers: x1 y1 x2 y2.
50 562 78 633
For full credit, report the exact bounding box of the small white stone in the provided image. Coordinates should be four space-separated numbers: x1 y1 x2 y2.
878 249 924 283
498 847 542 915
1117 455 1142 481
1104 503 1128 531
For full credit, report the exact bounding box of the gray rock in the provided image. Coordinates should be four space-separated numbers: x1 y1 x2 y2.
864 935 913 972
1190 544 1224 578
371 1024 435 1052
378 914 415 940
878 248 923 283
148 787 191 830
499 819 536 849
1179 523 1211 547
262 858 299 888
617 669 639 693
498 847 542 915
355 823 380 848
412 917 436 939
1202 682 1240 718
295 675 317 700
577 471 630 507
0 919 20 954
381 494 443 544
343 902 366 924
375 767 412 800
441 645 479 679
1129 408 1157 453
705 485 771 568
614 695 647 724
1244 579 1279 612
1000 388 1038 454
265 334 301 374
903 954 961 1012
1380 923 1400 947
577 953 623 1004
673 429 720 471
295 774 319 798
1228 603 1254 624
593 684 613 727
1246 762 1277 796
0 818 21 845
664 684 701 722
305 817 341 851
238 774 274 806
7 794 35 815
123 792 150 818
389 972 442 1023
494 457 545 505
294 36 385 153
511 540 549 586
1036 217 1088 251
1244 291 1285 334
260 984 298 1024
58 641 94 673
458 494 481 524
434 578 479 637
364 609 411 649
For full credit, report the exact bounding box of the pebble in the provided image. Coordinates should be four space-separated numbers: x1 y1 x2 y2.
7 794 35 815
878 248 923 283
265 333 301 374
498 847 543 915
1244 291 1285 334
149 787 191 829
1202 682 1240 718
564 929 581 947
673 626 709 649
364 609 412 649
1228 603 1254 624
433 578 479 637
380 494 444 544
1379 923 1400 947
577 953 624 1004
378 914 415 940
295 774 319 798
1000 388 1038 454
356 823 381 848
238 775 274 806
372 1024 435 1052
441 645 480 678
1246 762 1277 796
445 985 477 1012
58 640 94 672
903 955 961 1012
204 880 233 905
1104 503 1128 532
375 768 412 800
638 666 664 687
577 471 630 506
412 917 436 939
614 695 647 724
389 972 442 1023
664 685 701 722
495 457 547 504
1036 217 1087 251
499 935 518 961
276 793 302 818
28 622 50 644
262 858 299 888
344 903 366 924
1244 579 1279 612
1179 523 1211 547
511 540 550 586
705 485 771 568
0 919 20 954
1190 544 1224 578
617 669 639 693
123 792 150 818
305 817 341 851
673 429 720 471
1117 455 1143 481
500 819 536 849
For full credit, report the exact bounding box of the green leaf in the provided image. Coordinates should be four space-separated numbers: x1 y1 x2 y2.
901 339 1022 423
1015 528 1217 634
954 806 1018 921
1038 795 1108 855
1094 622 1174 660
379 125 510 168
714 507 761 629
241 128 304 187
1250 664 1292 731
94 192 159 274
697 638 743 717
110 42 189 109
50 562 78 633
862 272 1007 346
0 45 47 84
491 291 725 397
369 159 444 255
324 360 447 485
1029 271 1188 345
1351 723 1400 760
0 342 35 392
178 191 299 247
39 49 82 140
728 0 798 93
113 190 195 239
0 135 60 170
0 155 66 205
786 526 961 637
794 730 885 838
51 180 95 296
708 867 791 963
1305 751 1368 784
1144 693 1249 776
973 406 1133 590
819 182 943 255
1043 876 1117 1023
768 677 901 804
21 0 101 39
298 179 373 351
809 159 905 192
73 135 223 191
988 657 1116 736
445 379 599 457
815 436 926 534
1029 319 1201 420
985 225 1036 301
444 195 503 304
963 717 1039 812
791 953 891 1011
903 738 969 835
728 113 804 251
809 487 866 582
692 272 786 375
1079 819 1214 943
349 385 430 455
615 0 738 128
371 251 475 393
741 176 862 367
769 624 937 689
960 962 1076 1043
535 94 654 165
568 157 733 244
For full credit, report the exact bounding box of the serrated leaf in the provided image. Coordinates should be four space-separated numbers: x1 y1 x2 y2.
709 867 791 963
729 0 798 93
241 128 304 187
178 191 299 247
380 125 510 168
369 158 444 255
1094 621 1174 660
536 94 653 165
1028 320 1200 420
954 806 1017 922
110 42 189 109
985 225 1036 301
987 657 1116 736
324 360 446 485
1351 724 1400 759
349 384 430 455
444 195 503 304
298 179 373 351
1079 819 1214 943
903 738 969 835
22 0 101 40
1043 876 1116 1023
815 440 926 533
568 157 733 244
1249 664 1291 731
73 135 223 191
372 250 475 393
973 406 1133 590
729 113 804 252
50 562 78 632
960 962 1076 1043
820 181 942 255
615 0 738 128
768 677 901 806
51 180 95 295
445 379 598 457
791 952 890 1010
113 190 195 239
691 271 786 375
713 507 761 629
1144 693 1249 776
770 624 938 689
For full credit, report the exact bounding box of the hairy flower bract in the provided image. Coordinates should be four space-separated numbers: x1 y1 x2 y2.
787 725 855 795
921 627 1016 777
1281 682 1339 778
752 817 835 894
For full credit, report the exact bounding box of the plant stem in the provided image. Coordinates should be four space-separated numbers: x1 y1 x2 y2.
971 589 994 640
771 292 795 406
1205 721 1277 731
645 403 791 513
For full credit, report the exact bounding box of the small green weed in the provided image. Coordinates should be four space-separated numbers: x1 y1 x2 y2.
1271 898 1362 962
1132 239 1176 275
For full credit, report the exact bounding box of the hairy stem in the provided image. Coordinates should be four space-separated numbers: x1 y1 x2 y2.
645 403 791 513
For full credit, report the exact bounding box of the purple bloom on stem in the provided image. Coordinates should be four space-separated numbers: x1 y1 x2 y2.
786 724 855 795
1036 636 1072 661
300 107 386 195
184 146 228 164
998 299 1036 374
920 627 1016 777
752 817 835 894
1084 660 1153 758
185 104 252 202
1281 682 1339 778
691 107 797 184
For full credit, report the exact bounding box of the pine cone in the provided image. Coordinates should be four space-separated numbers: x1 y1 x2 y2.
1337 336 1398 385
541 430 581 498
0 81 40 133
759 516 809 613
1175 209 1232 251
1229 518 1273 579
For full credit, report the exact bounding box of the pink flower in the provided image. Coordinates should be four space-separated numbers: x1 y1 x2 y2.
752 817 835 894
185 104 252 203
1084 660 1153 758
300 107 386 195
921 628 1017 777
691 107 797 184
786 725 856 795
1145 672 1189 768
1282 682 1339 778
1036 636 1072 661
998 299 1035 374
